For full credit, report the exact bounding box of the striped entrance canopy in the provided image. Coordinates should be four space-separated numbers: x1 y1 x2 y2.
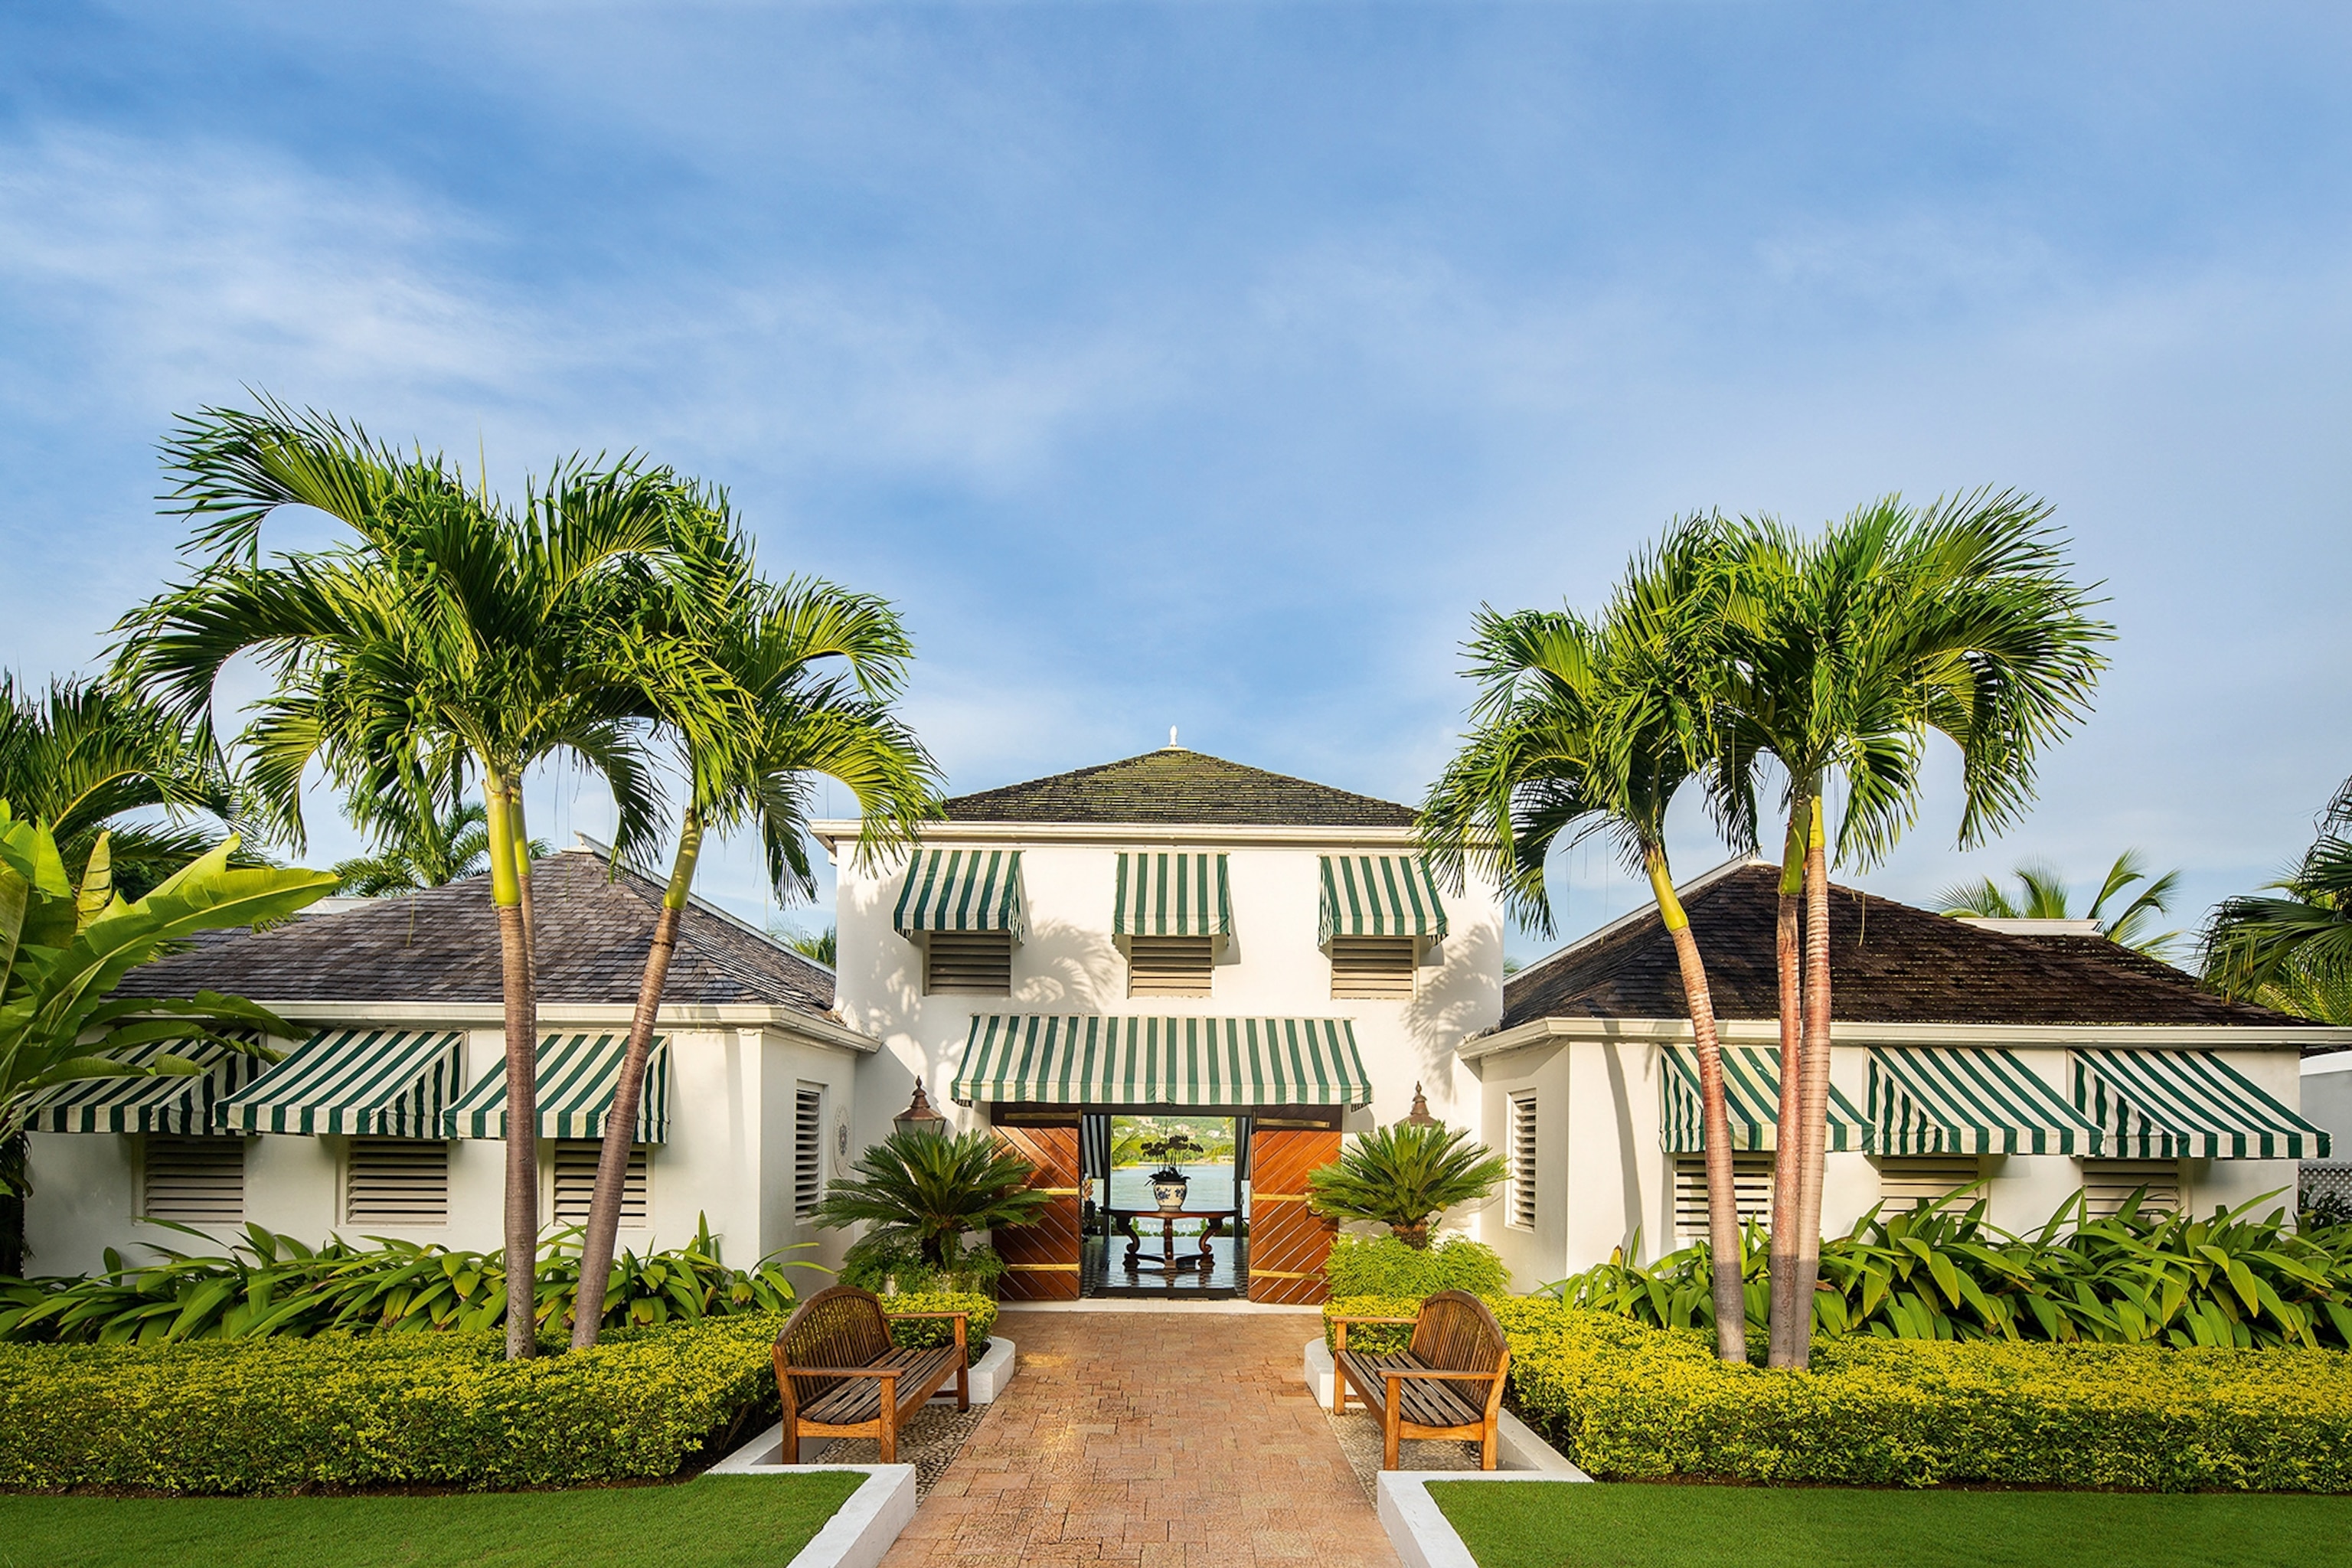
2073 1049 2330 1160
217 1027 461 1138
953 1014 1373 1108
893 849 1026 939
1870 1047 2105 1157
1113 852 1232 939
31 1035 266 1135
1318 855 1449 946
1661 1046 1869 1154
444 1034 672 1143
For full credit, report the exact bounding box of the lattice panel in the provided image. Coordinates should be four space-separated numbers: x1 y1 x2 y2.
1246 1128 1339 1305
993 1122 1081 1301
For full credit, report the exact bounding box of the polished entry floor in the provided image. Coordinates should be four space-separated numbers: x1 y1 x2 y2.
1080 1227 1250 1298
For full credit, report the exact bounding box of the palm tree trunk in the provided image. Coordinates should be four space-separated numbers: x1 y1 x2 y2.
1765 792 1810 1369
1787 796 1834 1370
571 811 701 1350
485 775 540 1361
508 790 537 981
1643 846 1746 1364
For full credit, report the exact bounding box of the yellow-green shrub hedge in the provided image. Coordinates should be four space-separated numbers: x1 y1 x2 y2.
0 1291 995 1494
1327 1295 2352 1491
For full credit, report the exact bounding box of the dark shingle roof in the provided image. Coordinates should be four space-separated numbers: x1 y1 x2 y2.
113 848 835 1013
1501 862 2312 1031
940 748 1416 828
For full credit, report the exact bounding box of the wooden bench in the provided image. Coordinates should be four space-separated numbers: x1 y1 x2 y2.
772 1285 970 1463
1330 1289 1511 1472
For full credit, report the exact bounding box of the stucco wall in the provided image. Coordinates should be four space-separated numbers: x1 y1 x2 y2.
836 835 1505 1147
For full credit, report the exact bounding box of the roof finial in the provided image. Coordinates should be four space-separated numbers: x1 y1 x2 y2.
1168 725 1181 750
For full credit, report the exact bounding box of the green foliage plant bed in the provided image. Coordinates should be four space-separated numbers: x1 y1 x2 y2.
1325 1234 1508 1300
0 1296 993 1494
1328 1295 2352 1491
0 1473 866 1568
1426 1481 2352 1568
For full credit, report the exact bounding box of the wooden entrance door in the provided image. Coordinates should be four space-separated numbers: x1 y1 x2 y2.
1246 1120 1341 1305
992 1115 1081 1301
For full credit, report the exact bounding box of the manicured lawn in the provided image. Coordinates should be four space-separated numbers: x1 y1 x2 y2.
0 1472 866 1568
1427 1480 2352 1568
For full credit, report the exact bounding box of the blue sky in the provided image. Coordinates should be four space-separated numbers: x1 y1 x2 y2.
4 3 2350 959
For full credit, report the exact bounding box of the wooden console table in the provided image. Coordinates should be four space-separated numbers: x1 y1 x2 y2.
1109 1207 1238 1276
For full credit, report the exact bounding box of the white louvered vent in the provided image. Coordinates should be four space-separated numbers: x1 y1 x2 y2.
795 1086 825 1220
2081 1159 2180 1220
1331 936 1416 999
554 1141 647 1226
1875 1157 1983 1216
1127 936 1214 998
924 932 1012 995
145 1136 244 1223
1674 1155 1774 1244
345 1138 449 1225
1508 1092 1539 1230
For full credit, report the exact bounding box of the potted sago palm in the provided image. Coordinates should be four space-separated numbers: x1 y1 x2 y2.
1308 1121 1508 1249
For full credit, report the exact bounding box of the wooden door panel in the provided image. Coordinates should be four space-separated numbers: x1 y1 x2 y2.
1246 1128 1340 1305
993 1122 1081 1302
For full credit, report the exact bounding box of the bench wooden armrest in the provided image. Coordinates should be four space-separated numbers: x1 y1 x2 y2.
880 1310 970 1321
1380 1367 1504 1382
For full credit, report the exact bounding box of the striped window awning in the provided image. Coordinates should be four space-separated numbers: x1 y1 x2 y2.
1318 855 1448 946
893 849 1025 939
2073 1049 2330 1160
1661 1046 1869 1154
31 1036 267 1135
444 1034 671 1143
952 1014 1373 1108
1113 852 1232 940
217 1027 462 1138
1870 1047 2105 1157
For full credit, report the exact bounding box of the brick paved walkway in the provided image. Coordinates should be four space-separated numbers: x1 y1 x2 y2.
881 1308 1401 1567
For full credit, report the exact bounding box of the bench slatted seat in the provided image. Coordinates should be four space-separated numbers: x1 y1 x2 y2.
1330 1289 1510 1472
773 1285 969 1463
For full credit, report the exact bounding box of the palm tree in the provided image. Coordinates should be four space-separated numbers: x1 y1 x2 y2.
1936 850 2182 960
331 795 549 896
2204 779 2352 1024
114 400 738 1359
1421 524 1753 1358
779 926 838 967
1710 491 2111 1368
1306 1122 1509 1249
0 673 253 901
572 509 939 1348
808 1128 1052 1269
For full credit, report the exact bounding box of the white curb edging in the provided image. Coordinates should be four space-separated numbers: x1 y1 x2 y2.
1302 1338 1583 1477
1377 1475 1589 1568
939 1334 1017 1403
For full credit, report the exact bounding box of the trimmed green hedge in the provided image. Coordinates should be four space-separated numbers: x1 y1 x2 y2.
1328 1295 2352 1491
0 1291 997 1494
1323 1235 1508 1300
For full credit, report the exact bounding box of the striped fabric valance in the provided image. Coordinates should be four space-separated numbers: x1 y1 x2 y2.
444 1034 671 1143
1113 853 1232 939
893 849 1025 939
1870 1047 2105 1157
2073 1049 2330 1161
31 1035 267 1135
1660 1046 1869 1155
1318 855 1448 946
217 1027 462 1138
953 1014 1373 1108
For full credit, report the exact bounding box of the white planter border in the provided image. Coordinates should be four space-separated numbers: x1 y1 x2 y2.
1377 1474 1590 1568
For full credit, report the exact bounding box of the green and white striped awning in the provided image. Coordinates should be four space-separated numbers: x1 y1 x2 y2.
2073 1049 2330 1160
217 1027 462 1138
1318 855 1448 946
443 1034 671 1142
1113 852 1232 939
893 849 1025 939
1661 1046 1869 1154
30 1035 266 1135
953 1014 1373 1108
1870 1047 2105 1157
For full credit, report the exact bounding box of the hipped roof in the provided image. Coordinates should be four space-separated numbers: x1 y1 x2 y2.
113 847 835 1014
1501 862 2313 1031
939 748 1416 828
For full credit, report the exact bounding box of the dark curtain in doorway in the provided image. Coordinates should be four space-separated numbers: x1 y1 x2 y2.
1080 1112 1112 1233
